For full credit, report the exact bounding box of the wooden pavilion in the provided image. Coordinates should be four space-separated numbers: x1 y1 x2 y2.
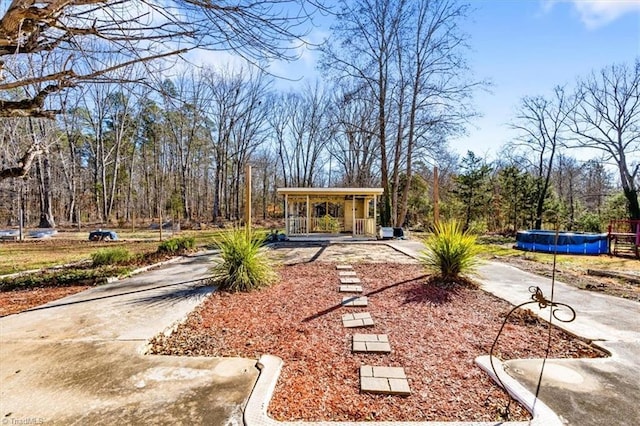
277 187 384 237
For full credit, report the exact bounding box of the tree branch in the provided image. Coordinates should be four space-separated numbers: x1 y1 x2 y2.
0 143 42 179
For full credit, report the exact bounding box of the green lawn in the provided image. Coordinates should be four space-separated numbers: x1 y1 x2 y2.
413 232 640 272
0 229 230 275
477 239 640 272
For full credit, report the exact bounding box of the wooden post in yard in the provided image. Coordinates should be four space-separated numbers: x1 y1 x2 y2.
245 164 252 234
433 166 440 225
19 207 23 242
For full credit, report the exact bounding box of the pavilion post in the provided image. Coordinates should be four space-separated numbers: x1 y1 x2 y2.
374 196 377 236
352 196 356 236
306 194 310 235
284 194 289 235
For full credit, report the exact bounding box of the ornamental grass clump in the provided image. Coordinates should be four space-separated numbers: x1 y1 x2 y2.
419 220 480 282
157 236 196 254
210 229 276 292
91 247 132 266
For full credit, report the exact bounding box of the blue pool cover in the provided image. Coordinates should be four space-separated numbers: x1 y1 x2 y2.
516 230 608 255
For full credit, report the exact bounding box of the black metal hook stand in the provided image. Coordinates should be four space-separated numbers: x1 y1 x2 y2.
488 285 576 419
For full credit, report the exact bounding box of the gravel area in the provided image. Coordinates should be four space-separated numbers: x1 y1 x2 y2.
269 242 416 265
150 262 604 422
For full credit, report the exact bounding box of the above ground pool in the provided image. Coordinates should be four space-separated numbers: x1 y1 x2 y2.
516 230 608 255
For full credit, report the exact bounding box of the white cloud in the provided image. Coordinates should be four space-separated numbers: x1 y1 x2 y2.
542 0 640 29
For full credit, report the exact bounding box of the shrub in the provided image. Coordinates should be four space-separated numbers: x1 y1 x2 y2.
157 236 196 254
419 220 481 281
210 229 276 292
0 267 125 291
316 215 341 232
575 212 602 233
91 247 132 266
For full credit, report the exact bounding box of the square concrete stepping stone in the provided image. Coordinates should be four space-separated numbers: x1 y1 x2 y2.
360 366 411 395
342 312 374 328
336 264 353 270
352 334 391 353
340 277 361 284
338 270 357 277
339 284 363 293
342 296 368 307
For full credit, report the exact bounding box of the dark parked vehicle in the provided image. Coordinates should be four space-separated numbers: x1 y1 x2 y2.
89 230 118 241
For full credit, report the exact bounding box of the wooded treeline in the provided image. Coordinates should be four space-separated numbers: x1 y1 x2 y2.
0 59 636 233
0 0 638 232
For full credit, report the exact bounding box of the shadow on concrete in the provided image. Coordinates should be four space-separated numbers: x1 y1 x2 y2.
127 284 213 308
270 241 329 264
21 277 212 314
307 244 328 263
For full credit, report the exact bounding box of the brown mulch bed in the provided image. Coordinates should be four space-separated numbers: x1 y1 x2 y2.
0 285 90 317
150 262 605 422
0 252 180 317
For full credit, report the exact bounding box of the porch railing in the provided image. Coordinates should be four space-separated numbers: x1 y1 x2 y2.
287 217 376 236
354 218 375 236
287 217 307 235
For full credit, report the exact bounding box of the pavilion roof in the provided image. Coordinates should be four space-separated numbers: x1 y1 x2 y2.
277 187 384 197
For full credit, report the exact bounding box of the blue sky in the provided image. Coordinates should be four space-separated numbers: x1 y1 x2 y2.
452 0 640 161
190 1 639 162
269 0 640 162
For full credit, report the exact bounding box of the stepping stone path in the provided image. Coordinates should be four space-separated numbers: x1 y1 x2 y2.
342 312 374 328
352 334 391 353
360 366 411 396
335 263 411 396
339 284 363 293
341 296 368 307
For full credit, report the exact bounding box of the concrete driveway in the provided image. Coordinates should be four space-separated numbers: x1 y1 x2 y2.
0 253 258 425
3 241 638 425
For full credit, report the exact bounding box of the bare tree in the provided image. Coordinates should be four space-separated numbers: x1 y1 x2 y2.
0 0 324 179
393 0 478 227
161 71 211 221
321 0 405 226
581 159 612 215
321 0 478 226
329 84 379 186
552 154 582 229
204 66 271 221
509 86 574 229
271 82 332 187
569 60 640 220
